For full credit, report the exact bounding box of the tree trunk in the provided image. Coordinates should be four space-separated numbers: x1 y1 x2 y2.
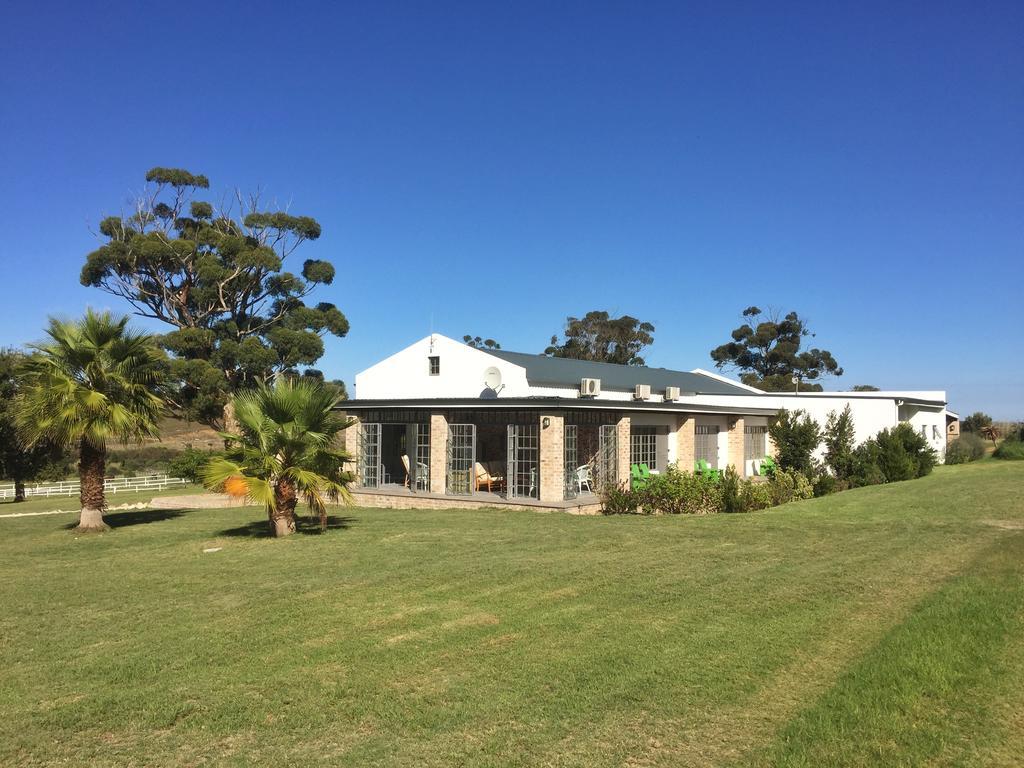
14 479 25 503
77 439 109 533
269 477 297 537
223 400 239 448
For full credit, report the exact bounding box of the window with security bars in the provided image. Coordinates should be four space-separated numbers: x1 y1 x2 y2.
630 426 658 470
446 424 475 495
744 425 767 461
415 425 430 490
564 424 578 499
507 424 539 498
695 425 719 468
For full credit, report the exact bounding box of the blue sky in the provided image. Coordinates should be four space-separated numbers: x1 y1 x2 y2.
1 1 1021 417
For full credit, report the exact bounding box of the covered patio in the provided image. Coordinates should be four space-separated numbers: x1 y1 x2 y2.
338 398 776 512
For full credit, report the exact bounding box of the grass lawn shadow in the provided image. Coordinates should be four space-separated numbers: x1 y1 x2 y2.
62 508 189 530
217 515 356 538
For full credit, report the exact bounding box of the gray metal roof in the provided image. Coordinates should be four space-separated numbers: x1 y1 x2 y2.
485 349 753 395
339 397 778 417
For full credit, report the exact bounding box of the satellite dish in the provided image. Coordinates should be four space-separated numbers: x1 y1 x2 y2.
483 366 503 390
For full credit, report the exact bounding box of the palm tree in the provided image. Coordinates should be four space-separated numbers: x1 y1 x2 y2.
201 378 354 537
15 310 164 532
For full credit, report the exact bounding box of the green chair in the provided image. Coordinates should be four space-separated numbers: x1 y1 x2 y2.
630 463 648 490
695 459 721 482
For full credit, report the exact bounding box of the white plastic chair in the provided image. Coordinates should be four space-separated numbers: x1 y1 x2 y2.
573 464 593 493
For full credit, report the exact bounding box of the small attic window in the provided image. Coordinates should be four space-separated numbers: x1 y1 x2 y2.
428 356 440 376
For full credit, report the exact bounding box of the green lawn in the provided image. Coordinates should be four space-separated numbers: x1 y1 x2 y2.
1 462 1022 767
0 484 205 517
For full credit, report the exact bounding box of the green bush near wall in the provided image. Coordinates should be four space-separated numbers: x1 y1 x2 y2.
993 438 1024 460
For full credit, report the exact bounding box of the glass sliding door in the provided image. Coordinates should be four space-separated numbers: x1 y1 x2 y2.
446 424 475 495
359 422 381 488
564 424 578 499
404 423 430 491
506 424 539 499
595 424 617 490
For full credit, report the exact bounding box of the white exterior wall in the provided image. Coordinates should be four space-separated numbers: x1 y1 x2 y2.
900 405 949 461
354 335 532 399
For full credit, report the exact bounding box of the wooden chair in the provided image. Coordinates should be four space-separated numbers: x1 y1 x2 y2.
475 461 505 492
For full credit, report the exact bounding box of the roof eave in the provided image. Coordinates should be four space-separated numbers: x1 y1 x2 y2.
337 397 778 417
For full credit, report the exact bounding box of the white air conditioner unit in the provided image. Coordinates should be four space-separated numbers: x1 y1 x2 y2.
634 384 651 400
665 386 680 401
580 377 601 397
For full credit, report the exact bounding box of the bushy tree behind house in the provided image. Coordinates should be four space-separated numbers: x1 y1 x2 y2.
768 409 821 476
961 412 993 434
463 335 501 350
545 311 655 366
710 306 843 392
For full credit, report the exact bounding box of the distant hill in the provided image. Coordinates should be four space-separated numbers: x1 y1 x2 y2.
144 417 222 452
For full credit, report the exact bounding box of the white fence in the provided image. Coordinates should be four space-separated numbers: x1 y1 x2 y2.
0 474 190 501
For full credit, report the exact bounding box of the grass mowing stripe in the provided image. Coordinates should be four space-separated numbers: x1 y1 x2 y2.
747 531 1024 768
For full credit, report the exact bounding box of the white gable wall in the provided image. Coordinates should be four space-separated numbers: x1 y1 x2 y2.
354 335 531 399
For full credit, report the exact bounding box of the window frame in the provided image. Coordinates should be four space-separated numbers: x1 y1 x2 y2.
694 424 720 469
744 425 768 462
630 426 658 471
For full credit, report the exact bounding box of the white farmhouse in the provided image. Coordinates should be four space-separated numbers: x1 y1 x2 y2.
340 334 952 513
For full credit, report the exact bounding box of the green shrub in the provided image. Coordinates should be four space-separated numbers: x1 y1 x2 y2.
721 466 743 513
851 453 886 487
768 409 821 476
740 480 773 511
945 433 986 464
768 468 814 506
600 482 640 515
813 473 837 497
850 424 936 485
823 405 856 481
639 466 723 515
168 447 218 482
993 438 1024 461
875 429 918 482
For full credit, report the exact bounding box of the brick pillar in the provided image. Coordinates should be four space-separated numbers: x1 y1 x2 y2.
429 413 447 494
676 414 695 472
616 415 631 487
340 413 361 486
727 417 745 477
539 413 564 502
766 431 778 459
